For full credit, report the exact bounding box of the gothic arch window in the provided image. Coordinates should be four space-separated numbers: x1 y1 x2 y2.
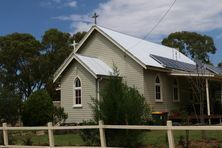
155 75 162 101
74 77 82 107
173 79 180 102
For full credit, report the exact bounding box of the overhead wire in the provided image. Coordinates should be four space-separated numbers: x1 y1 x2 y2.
128 0 177 50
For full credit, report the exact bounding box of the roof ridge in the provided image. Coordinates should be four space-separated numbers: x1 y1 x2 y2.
96 25 180 52
96 25 145 42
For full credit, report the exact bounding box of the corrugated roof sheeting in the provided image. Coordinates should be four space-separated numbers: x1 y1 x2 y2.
76 54 113 76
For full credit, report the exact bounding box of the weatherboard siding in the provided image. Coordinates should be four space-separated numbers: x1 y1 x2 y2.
60 61 96 123
144 70 181 112
78 30 144 94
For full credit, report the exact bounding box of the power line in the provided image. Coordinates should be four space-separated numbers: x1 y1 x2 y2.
146 0 177 39
129 0 177 50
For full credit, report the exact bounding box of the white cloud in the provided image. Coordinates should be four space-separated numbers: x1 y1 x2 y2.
41 0 77 8
66 1 77 8
54 14 91 23
55 0 222 41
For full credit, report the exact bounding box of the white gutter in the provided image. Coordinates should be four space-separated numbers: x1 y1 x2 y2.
170 73 214 77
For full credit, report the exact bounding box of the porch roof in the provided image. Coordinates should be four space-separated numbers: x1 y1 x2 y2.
150 54 222 78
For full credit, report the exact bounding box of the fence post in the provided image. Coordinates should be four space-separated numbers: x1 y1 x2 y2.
48 122 54 147
167 120 175 148
2 123 8 146
99 120 106 147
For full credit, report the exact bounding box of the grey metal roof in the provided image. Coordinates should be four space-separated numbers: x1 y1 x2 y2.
76 54 113 76
204 64 222 75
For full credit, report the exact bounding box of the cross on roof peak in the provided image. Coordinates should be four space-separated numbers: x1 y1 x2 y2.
71 40 78 51
91 12 99 25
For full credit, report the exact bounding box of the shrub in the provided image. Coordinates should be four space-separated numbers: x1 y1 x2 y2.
22 89 54 126
79 120 100 146
0 88 20 126
91 70 150 147
52 106 68 125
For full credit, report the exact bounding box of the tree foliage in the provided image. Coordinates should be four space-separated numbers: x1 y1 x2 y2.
91 72 150 147
41 28 72 75
0 29 85 125
41 29 86 100
162 31 216 64
71 31 87 43
21 89 54 126
0 33 42 97
0 29 86 100
92 77 149 125
0 88 20 126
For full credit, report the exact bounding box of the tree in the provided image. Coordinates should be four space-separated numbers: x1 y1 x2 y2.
41 29 86 75
218 62 222 67
91 70 150 147
162 31 216 64
41 29 86 100
41 29 72 74
0 88 20 126
22 89 54 126
0 33 42 98
72 31 87 43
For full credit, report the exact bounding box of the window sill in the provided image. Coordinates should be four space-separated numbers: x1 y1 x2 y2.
155 99 163 103
72 104 83 108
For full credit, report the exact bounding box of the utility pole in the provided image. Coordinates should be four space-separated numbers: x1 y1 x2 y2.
92 12 99 25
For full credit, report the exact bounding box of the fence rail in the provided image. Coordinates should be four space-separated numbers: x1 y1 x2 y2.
1 120 222 148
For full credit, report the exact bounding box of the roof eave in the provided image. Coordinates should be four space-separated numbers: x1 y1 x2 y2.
169 72 215 77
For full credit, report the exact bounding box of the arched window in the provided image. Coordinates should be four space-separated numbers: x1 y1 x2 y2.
155 76 162 101
173 79 180 102
74 77 82 107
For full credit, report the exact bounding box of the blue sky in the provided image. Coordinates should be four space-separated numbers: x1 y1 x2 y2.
1 0 222 65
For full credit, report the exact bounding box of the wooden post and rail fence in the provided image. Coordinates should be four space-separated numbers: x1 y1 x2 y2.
1 120 222 148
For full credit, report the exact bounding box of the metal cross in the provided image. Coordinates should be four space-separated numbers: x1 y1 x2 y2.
92 12 99 24
71 40 78 51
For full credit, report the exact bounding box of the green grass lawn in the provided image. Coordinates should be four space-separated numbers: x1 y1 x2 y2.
8 131 85 146
141 130 222 146
31 133 85 146
8 130 222 146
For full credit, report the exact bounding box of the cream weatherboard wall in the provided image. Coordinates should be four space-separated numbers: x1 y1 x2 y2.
60 61 96 123
59 29 188 123
77 30 144 94
143 70 184 112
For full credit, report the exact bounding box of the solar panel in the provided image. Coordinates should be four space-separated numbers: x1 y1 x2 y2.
150 54 198 72
204 64 222 75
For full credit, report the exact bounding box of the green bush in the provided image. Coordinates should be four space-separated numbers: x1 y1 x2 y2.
0 88 20 126
91 70 150 147
52 106 68 124
22 89 54 126
79 120 100 146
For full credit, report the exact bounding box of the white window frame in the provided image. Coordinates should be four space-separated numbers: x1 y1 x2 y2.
155 75 163 102
173 79 180 102
73 77 82 108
